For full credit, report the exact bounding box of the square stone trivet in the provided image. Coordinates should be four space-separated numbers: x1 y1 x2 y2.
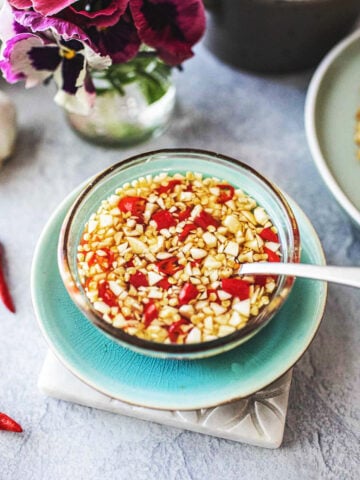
38 351 292 448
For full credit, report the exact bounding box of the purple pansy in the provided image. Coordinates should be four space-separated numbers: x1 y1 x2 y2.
11 4 141 64
0 29 110 113
130 0 206 65
86 10 140 63
61 0 129 28
0 0 206 114
8 0 76 16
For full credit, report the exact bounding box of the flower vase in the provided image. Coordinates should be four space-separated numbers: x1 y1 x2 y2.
66 56 176 147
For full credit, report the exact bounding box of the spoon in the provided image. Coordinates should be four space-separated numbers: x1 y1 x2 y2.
239 262 360 289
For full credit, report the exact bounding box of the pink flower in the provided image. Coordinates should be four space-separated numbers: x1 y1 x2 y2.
8 0 77 16
9 0 130 28
130 0 206 65
12 6 140 64
61 1 129 28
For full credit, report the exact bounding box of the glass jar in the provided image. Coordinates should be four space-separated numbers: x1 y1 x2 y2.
66 56 176 147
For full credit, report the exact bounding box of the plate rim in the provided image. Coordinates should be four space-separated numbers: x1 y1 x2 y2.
305 28 360 227
31 185 327 411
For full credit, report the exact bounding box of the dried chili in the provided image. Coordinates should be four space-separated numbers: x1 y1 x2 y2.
0 413 22 432
0 243 15 313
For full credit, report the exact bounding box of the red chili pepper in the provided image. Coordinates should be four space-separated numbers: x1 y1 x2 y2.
254 275 267 287
129 271 148 288
178 223 196 242
168 318 189 343
264 246 280 262
190 259 203 267
124 259 134 268
144 301 158 327
207 288 221 303
0 413 22 432
156 179 182 194
157 278 171 290
118 196 146 220
217 184 235 203
254 274 278 286
0 243 15 313
178 206 192 222
194 211 220 229
152 210 176 230
98 281 118 307
156 256 184 276
178 282 198 305
221 278 250 300
88 247 115 270
259 228 279 243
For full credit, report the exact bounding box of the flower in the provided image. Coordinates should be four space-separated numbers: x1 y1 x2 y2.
0 29 110 113
0 0 206 114
130 0 206 65
60 1 129 28
8 1 78 17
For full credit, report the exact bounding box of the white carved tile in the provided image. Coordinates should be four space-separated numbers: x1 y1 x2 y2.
38 351 292 448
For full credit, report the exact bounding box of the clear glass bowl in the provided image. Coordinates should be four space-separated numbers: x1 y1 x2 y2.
58 149 301 359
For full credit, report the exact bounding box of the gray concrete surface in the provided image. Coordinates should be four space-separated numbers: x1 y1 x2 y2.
0 43 359 479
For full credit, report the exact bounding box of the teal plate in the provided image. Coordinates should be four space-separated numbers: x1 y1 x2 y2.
305 29 360 227
31 189 327 411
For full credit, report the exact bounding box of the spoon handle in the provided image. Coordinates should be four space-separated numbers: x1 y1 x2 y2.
239 263 360 289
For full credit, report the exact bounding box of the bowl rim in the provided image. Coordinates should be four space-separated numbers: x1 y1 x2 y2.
58 148 301 356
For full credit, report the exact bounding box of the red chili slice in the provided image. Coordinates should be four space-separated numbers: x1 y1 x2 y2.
129 271 148 288
259 228 279 243
152 210 176 230
157 278 171 290
156 256 184 276
264 246 280 262
0 413 23 433
221 278 250 300
254 275 267 287
98 281 118 307
88 248 115 271
178 223 196 242
168 318 189 343
194 211 220 229
217 184 235 203
156 179 182 194
144 301 158 327
118 196 146 220
178 282 199 305
178 206 192 222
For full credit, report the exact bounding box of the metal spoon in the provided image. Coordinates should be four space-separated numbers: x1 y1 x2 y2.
239 263 360 289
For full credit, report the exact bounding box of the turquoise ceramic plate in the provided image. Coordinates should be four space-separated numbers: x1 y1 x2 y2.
305 29 360 227
31 188 327 411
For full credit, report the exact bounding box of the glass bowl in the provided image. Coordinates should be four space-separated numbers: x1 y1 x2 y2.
58 149 300 359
